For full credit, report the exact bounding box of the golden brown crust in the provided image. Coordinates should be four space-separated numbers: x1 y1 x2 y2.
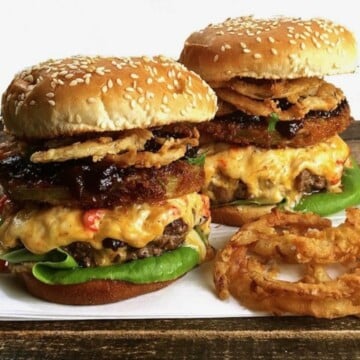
2 56 217 139
180 16 357 81
198 100 352 148
19 272 175 305
211 205 275 227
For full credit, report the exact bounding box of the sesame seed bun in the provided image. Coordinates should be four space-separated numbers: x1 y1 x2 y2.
1 56 217 139
179 16 357 81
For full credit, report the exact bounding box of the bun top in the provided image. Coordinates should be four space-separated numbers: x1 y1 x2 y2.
1 56 217 139
179 16 357 82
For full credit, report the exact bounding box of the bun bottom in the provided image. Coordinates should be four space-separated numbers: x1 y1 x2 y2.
211 204 275 227
19 272 175 305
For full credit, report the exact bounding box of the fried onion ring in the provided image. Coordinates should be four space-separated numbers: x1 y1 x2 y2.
105 132 199 168
214 208 360 318
30 126 200 168
215 80 343 120
30 129 153 163
210 77 327 100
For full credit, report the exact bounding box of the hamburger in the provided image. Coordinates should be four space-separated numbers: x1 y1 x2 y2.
179 16 360 226
0 55 217 304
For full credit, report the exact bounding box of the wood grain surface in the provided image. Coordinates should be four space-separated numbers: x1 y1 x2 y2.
2 122 360 360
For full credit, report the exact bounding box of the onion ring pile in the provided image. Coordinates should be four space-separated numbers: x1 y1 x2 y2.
214 208 360 318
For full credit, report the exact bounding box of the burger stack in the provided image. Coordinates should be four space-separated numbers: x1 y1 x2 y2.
180 16 358 226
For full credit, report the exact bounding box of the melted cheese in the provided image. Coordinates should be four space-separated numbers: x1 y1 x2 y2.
0 193 210 255
202 135 349 206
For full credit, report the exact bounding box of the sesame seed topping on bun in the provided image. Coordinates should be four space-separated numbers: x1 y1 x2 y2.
1 56 218 139
179 16 357 81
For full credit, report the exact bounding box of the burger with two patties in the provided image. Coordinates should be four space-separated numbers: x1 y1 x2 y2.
180 16 360 226
0 55 217 304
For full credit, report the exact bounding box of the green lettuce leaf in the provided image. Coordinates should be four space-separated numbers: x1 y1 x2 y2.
294 157 360 216
1 246 199 285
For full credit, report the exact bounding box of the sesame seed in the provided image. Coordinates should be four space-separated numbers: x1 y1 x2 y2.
65 73 74 79
95 68 105 75
75 114 82 123
163 95 169 104
240 42 247 48
213 54 219 62
253 53 262 59
160 105 170 113
130 73 139 79
125 87 135 92
116 78 123 86
108 79 113 88
146 77 153 85
48 100 56 106
268 36 275 43
69 80 78 86
102 85 108 93
300 42 306 50
46 92 55 98
142 56 152 63
138 96 145 104
289 39 297 45
30 100 36 105
87 97 96 104
180 109 187 116
271 48 278 55
146 91 154 100
130 99 136 109
123 94 132 100
243 48 251 54
256 37 262 43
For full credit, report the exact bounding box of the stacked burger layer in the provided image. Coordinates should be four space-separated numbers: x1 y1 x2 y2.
180 16 359 226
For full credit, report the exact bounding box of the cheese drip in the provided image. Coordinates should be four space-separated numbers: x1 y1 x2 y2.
202 135 349 206
0 193 210 256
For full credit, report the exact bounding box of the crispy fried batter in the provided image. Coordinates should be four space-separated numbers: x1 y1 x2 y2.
105 131 199 168
0 159 204 208
210 77 326 100
30 129 153 163
198 100 351 148
214 208 360 318
30 127 199 168
215 78 344 120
